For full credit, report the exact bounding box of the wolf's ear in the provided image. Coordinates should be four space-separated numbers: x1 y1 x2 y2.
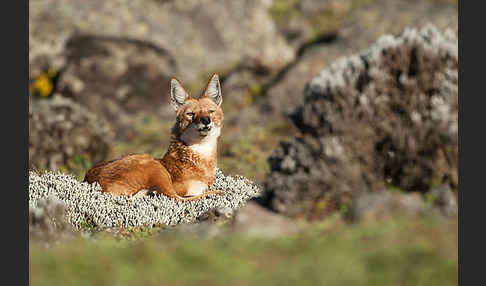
204 74 222 106
170 78 189 111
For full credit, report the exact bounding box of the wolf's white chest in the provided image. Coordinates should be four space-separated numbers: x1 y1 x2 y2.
189 140 215 157
186 180 208 196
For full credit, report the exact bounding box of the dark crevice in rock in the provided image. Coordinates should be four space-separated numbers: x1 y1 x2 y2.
408 47 419 77
65 35 179 71
219 59 272 86
356 55 371 93
252 32 339 103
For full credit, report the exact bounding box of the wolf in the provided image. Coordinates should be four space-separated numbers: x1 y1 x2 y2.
84 74 224 201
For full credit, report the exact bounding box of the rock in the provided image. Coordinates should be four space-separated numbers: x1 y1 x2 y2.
29 20 69 81
262 25 458 219
30 0 294 82
197 206 234 223
429 186 458 217
29 196 76 243
231 201 299 238
346 191 428 223
29 95 115 171
162 222 224 240
165 202 300 239
57 36 177 132
220 66 276 131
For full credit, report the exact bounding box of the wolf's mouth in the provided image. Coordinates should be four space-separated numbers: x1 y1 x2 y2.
198 126 211 136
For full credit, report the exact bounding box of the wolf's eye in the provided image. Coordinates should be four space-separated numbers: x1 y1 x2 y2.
209 110 215 114
186 112 195 117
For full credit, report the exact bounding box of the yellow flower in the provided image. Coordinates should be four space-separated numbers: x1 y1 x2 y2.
32 73 53 97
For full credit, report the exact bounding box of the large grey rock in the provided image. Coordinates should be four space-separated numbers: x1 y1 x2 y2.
231 201 300 237
262 25 458 219
346 191 428 223
57 36 178 131
29 0 294 82
29 95 115 171
429 186 458 217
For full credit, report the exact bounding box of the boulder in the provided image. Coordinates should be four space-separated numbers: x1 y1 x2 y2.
29 196 76 243
231 201 300 237
346 191 428 223
428 186 458 217
57 36 177 131
29 95 114 171
262 25 458 219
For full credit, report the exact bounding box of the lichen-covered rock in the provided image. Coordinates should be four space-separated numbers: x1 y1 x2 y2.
262 25 458 219
28 169 261 229
29 95 115 171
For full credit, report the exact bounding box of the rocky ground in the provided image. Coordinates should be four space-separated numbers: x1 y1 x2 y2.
29 0 458 274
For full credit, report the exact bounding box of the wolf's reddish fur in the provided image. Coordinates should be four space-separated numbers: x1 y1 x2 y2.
84 74 224 201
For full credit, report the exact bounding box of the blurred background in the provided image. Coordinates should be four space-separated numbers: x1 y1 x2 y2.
29 0 458 285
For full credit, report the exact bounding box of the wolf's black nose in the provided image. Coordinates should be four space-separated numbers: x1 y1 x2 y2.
201 116 211 125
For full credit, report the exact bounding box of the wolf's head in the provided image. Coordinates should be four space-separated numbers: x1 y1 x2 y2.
169 74 224 146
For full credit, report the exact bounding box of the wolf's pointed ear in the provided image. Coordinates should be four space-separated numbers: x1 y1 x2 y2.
170 78 189 111
204 74 222 106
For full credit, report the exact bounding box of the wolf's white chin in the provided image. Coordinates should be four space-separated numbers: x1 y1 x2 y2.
180 125 220 157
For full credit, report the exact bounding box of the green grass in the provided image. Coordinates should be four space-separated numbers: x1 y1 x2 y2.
219 123 294 182
109 114 174 160
30 216 457 286
61 153 94 181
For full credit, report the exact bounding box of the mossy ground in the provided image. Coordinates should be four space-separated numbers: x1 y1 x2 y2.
30 215 457 286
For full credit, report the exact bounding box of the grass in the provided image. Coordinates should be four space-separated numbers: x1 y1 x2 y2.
61 153 94 181
219 123 294 182
108 114 174 160
30 215 457 286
